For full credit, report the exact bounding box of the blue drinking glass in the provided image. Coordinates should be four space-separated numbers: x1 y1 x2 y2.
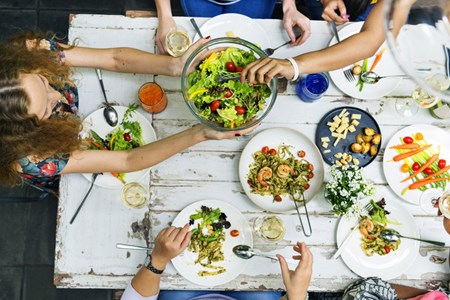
296 73 329 102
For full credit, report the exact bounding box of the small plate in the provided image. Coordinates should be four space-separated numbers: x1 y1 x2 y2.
328 22 405 100
81 106 156 189
194 13 271 49
239 127 324 213
315 106 381 167
171 200 252 287
336 199 419 280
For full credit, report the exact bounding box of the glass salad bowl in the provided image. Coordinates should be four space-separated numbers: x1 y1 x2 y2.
181 37 278 131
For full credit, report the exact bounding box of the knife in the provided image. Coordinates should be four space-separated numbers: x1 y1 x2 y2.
330 21 340 43
70 173 101 224
332 224 358 259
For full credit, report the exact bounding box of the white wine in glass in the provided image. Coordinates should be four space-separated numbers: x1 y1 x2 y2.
253 216 285 242
166 27 191 57
412 74 450 108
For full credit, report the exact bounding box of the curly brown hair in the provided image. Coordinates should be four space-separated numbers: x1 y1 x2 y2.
0 32 82 186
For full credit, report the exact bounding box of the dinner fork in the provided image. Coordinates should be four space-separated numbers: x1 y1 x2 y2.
332 201 374 259
262 34 302 56
344 68 356 82
69 173 101 224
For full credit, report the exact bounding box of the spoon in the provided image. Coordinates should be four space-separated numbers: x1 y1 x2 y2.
360 71 410 84
232 245 298 265
380 229 445 246
95 68 119 127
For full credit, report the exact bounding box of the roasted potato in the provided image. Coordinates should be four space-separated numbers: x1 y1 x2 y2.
351 143 362 153
370 145 378 156
356 133 364 144
372 133 382 145
362 135 373 143
364 127 376 136
361 142 370 154
352 64 362 75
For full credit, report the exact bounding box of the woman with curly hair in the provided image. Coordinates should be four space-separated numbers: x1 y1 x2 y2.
0 32 254 191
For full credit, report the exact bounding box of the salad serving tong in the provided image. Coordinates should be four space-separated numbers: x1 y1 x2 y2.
289 185 312 237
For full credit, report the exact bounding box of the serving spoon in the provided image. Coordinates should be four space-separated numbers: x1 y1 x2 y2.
380 229 445 246
95 68 119 127
233 245 298 265
360 71 409 84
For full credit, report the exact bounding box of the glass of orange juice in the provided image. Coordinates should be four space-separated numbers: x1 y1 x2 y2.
138 82 168 113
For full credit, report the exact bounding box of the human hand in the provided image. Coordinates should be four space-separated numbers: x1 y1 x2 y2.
282 3 311 46
277 242 313 300
321 0 349 25
156 16 177 55
198 123 260 141
151 224 191 270
242 57 294 85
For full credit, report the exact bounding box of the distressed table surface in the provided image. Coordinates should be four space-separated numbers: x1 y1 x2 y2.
55 14 450 291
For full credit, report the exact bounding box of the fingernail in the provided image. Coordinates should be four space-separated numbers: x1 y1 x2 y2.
240 78 244 83
235 133 241 137
205 35 211 39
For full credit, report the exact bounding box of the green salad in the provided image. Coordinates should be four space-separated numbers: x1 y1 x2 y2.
187 47 271 128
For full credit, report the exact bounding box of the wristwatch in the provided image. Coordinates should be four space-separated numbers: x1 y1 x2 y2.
145 254 164 275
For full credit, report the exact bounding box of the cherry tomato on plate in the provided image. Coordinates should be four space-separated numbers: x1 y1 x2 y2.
269 148 277 155
236 66 243 72
307 163 314 171
412 162 420 171
123 132 131 142
235 106 246 115
261 146 269 154
424 167 434 175
230 229 239 237
384 245 391 254
210 100 220 111
307 172 314 179
304 183 310 190
298 150 306 158
274 195 282 202
438 159 447 169
225 61 236 72
403 136 414 144
415 132 424 140
400 164 410 173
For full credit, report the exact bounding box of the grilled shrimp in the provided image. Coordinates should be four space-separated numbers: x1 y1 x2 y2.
257 167 273 187
276 164 294 178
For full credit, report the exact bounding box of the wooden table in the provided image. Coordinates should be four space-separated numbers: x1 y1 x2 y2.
54 14 450 291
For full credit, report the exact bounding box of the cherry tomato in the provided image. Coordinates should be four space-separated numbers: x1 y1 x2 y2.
400 164 410 173
225 61 236 72
269 148 277 155
261 146 269 154
438 159 447 169
236 66 243 72
210 100 220 111
403 136 414 144
415 132 424 140
424 167 434 175
412 162 420 171
304 183 310 190
384 245 391 254
298 150 306 158
123 132 131 142
235 106 247 115
307 163 314 171
230 229 240 237
307 172 314 179
224 90 233 98
274 195 282 202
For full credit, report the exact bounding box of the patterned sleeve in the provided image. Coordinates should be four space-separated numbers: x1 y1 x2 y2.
17 153 69 178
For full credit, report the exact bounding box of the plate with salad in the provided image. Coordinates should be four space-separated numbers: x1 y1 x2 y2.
336 198 419 280
239 128 324 213
171 199 252 287
383 124 450 205
81 105 156 189
328 22 405 100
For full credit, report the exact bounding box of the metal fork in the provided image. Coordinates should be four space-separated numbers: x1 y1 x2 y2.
332 201 374 259
262 34 302 56
344 68 356 82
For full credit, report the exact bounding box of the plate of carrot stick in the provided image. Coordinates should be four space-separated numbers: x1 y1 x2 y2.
383 124 450 204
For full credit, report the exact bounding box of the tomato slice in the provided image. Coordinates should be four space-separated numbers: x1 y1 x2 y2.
230 229 239 237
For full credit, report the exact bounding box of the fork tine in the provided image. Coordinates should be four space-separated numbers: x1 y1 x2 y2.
344 69 356 82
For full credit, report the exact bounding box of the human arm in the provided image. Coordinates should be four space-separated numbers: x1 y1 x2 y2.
61 123 257 174
121 224 191 299
321 0 349 25
276 242 313 300
281 0 311 46
155 0 177 54
61 37 210 77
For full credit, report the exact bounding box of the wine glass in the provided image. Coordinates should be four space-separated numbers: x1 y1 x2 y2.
419 188 442 215
439 189 450 218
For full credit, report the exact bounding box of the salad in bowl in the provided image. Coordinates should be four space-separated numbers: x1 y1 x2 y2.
182 37 278 131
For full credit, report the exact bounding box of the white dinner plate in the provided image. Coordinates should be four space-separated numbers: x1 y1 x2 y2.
171 200 252 287
81 106 156 189
336 200 419 280
328 22 405 100
383 124 450 205
239 128 324 213
194 13 271 49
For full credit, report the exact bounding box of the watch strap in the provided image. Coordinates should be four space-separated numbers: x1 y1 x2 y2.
146 254 164 275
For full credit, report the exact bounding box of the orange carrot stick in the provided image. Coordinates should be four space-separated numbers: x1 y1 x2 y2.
390 143 421 150
369 48 386 72
392 144 432 161
425 165 450 179
409 177 450 190
401 153 439 182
